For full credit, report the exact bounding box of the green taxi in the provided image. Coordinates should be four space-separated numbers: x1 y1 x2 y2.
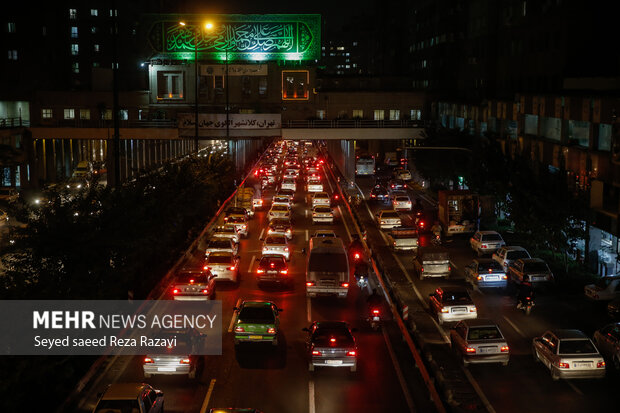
233 300 282 346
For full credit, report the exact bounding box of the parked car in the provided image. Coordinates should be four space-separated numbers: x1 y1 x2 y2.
203 252 240 283
429 286 477 325
233 300 282 346
303 321 358 372
470 231 506 256
170 268 216 300
492 246 532 270
143 328 204 378
464 258 508 289
256 255 291 286
532 329 606 380
593 322 620 370
312 205 334 224
92 383 164 413
375 209 402 230
508 258 554 286
584 276 620 301
450 319 510 366
414 246 450 280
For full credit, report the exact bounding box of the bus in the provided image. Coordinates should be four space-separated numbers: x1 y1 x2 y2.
306 237 350 298
355 155 376 176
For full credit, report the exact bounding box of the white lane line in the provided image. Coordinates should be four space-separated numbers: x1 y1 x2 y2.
305 209 308 218
430 318 450 343
382 327 416 413
228 298 241 333
337 206 353 243
200 379 217 413
325 171 335 193
259 228 265 240
305 229 309 242
379 229 389 244
392 253 428 310
462 368 497 413
309 378 316 413
247 254 256 274
567 381 584 396
503 315 526 338
306 296 312 323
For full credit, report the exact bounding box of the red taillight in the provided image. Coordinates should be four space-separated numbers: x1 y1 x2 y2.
202 289 209 294
420 267 424 272
280 269 288 274
180 358 191 364
334 194 339 199
330 338 336 343
466 347 476 354
172 288 180 294
228 266 236 271
391 184 395 188
347 350 356 356
481 244 487 248
354 253 360 259
257 269 265 274
144 357 153 363
341 282 349 288
448 266 451 271
234 326 245 333
267 327 276 334
312 350 321 356
284 247 289 252
371 194 376 198
306 281 315 286
500 346 509 353
203 266 210 271
597 361 606 368
372 309 380 315
557 362 570 369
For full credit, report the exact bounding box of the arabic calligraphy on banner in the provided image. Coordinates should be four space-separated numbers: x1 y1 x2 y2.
200 64 268 76
179 114 281 130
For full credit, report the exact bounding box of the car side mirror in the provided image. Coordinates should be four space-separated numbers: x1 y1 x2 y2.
302 327 309 332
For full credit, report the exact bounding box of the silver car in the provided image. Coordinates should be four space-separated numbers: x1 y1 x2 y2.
307 178 323 193
212 225 240 244
450 319 510 366
204 252 240 283
268 218 293 240
143 329 203 379
225 215 248 238
272 195 292 210
268 204 291 221
376 209 402 230
593 322 620 370
205 238 238 258
262 235 290 260
532 329 606 380
311 192 330 207
312 205 334 224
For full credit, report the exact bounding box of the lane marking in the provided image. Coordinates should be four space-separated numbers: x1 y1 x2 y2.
462 368 497 413
247 254 256 274
305 229 309 242
306 297 312 323
259 228 265 240
337 206 353 243
309 378 316 413
567 381 583 396
392 254 428 310
383 327 417 413
430 318 451 343
199 379 217 413
305 209 308 218
503 315 526 338
228 298 241 333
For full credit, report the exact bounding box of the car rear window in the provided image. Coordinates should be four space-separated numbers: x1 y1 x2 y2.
266 236 286 244
272 205 288 211
313 328 354 347
396 196 410 202
227 216 246 223
467 326 502 340
208 240 230 248
382 211 400 218
208 255 232 264
314 207 332 213
478 261 504 271
260 257 285 267
482 234 503 241
442 291 471 303
523 262 549 272
507 250 530 260
175 273 209 283
238 306 275 324
558 339 597 355
274 197 289 203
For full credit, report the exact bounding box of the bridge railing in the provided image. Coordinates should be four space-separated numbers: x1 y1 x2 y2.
0 117 30 128
283 119 426 128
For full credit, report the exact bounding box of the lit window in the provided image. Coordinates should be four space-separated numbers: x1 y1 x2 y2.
69 9 77 19
337 46 345 51
71 44 79 55
41 109 53 119
389 110 400 120
259 77 267 96
345 64 351 68
346 53 350 56
7 50 17 60
352 110 363 119
410 109 422 120
94 44 100 52
72 62 79 73
374 110 385 120
353 41 358 46
353 64 357 68
42 26 47 36
80 109 91 120
91 9 98 16
91 26 98 34
157 71 185 99
64 109 75 120
71 27 78 38
7 22 16 33
316 110 325 120
282 70 309 100
103 109 112 120
109 9 117 17
119 110 128 120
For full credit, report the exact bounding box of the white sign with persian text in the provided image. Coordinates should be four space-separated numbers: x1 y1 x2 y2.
200 64 268 77
179 114 281 130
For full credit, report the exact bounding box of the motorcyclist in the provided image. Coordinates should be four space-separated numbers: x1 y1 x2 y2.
354 260 370 285
367 288 382 311
348 234 365 261
431 222 442 243
517 275 534 309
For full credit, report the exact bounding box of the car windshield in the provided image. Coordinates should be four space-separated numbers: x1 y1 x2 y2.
482 234 503 241
175 272 209 283
95 400 140 413
478 261 504 271
208 255 232 264
396 196 410 202
238 306 275 324
382 211 400 218
274 197 289 203
313 327 354 347
208 240 230 248
558 339 597 355
523 262 549 272
508 250 530 260
442 291 471 303
467 326 503 340
270 219 290 228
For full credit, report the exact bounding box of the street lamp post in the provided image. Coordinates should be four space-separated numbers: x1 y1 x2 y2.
225 47 229 141
194 26 199 153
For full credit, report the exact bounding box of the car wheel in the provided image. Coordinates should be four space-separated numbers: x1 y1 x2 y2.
308 363 315 372
502 360 509 367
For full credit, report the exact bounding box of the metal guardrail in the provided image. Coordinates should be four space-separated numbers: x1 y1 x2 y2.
284 119 427 128
0 117 29 128
30 119 178 128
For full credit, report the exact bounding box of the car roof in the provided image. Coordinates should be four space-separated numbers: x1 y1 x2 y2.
550 329 589 340
241 300 276 307
102 383 148 400
314 321 349 329
437 286 469 294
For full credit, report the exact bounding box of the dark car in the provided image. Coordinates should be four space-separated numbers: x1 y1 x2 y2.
388 179 407 192
256 255 291 285
303 321 358 372
370 185 390 203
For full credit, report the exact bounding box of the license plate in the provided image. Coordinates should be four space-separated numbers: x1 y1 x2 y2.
326 360 342 365
574 362 592 368
486 276 499 281
452 307 466 313
249 335 263 340
372 316 380 321
157 367 176 372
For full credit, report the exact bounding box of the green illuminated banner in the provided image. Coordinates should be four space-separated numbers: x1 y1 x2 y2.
146 14 320 61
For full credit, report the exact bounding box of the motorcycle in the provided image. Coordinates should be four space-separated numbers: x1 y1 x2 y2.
368 308 381 331
431 232 442 245
517 297 534 315
357 275 368 289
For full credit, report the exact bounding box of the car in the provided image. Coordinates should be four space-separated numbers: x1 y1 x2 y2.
267 218 293 240
307 178 323 193
281 178 297 192
256 255 291 285
393 195 412 211
224 215 248 238
414 246 450 279
369 185 389 203
203 252 240 283
306 167 320 176
593 322 620 370
492 246 532 270
532 329 606 380
143 328 204 378
205 238 238 258
450 319 510 366
303 321 358 372
212 225 240 244
224 206 250 221
0 187 18 204
608 298 620 319
584 276 620 301
311 192 331 208
233 300 282 346
170 268 216 300
429 286 478 325
0 209 8 226
261 235 290 260
272 195 292 210
312 230 337 238
376 209 402 229
393 168 412 181
312 205 334 224
508 258 554 286
268 204 291 221
284 169 297 180
277 188 295 201
470 231 506 256
464 259 508 289
388 179 407 192
92 383 164 413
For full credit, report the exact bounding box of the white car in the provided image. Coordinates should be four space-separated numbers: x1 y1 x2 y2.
224 215 248 238
311 192 330 208
268 205 291 221
281 178 296 192
585 276 620 301
492 246 532 270
268 218 293 240
262 235 290 260
393 195 412 211
204 252 239 283
376 209 402 229
205 238 238 258
272 195 292 210
307 179 323 193
312 206 334 224
212 225 240 244
470 231 506 256
394 169 412 181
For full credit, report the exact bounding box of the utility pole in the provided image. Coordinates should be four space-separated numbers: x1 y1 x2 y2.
225 47 229 141
194 26 199 153
112 0 120 188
